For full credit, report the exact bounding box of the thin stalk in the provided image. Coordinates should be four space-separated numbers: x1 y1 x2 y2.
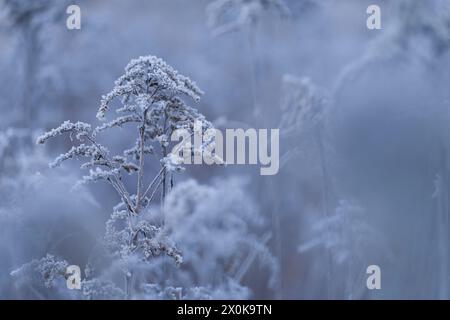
315 125 333 299
136 109 148 213
234 232 272 282
142 167 165 200
161 113 168 223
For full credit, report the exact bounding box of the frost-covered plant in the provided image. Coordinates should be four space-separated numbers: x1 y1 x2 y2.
280 75 329 138
206 0 291 36
279 74 337 298
81 279 126 300
0 1 71 203
13 55 214 299
206 0 291 117
11 254 69 289
138 278 250 300
37 55 210 214
11 254 126 299
333 0 450 95
299 200 390 299
134 177 277 299
279 75 331 196
164 178 278 288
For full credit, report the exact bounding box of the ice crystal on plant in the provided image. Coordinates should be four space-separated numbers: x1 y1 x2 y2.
97 55 203 121
20 54 216 299
36 121 91 145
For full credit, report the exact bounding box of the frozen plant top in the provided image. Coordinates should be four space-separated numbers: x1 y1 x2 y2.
97 55 204 121
35 54 212 215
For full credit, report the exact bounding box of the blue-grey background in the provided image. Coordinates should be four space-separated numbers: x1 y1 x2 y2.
1 0 450 299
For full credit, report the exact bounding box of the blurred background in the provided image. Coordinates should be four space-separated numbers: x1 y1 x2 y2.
1 0 450 299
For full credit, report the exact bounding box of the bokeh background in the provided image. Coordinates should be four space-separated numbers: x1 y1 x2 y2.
1 0 450 299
